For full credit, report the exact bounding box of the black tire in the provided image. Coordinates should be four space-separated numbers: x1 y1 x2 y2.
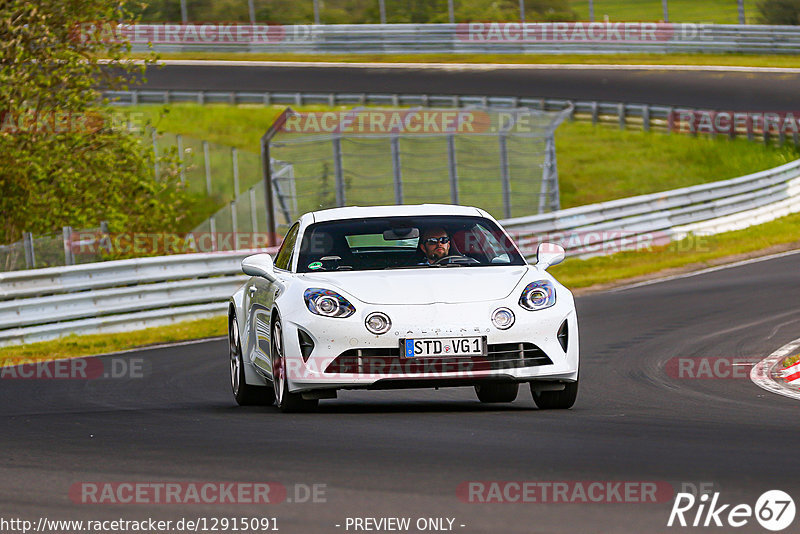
230 313 274 406
474 382 519 403
271 316 319 413
531 379 578 410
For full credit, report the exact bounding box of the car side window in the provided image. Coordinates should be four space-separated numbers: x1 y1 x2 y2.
274 223 299 271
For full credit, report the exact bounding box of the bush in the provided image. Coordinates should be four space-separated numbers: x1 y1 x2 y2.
0 1 192 244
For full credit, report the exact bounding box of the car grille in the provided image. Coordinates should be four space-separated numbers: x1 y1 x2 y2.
324 342 552 374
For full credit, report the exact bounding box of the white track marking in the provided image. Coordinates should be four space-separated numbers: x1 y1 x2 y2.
610 248 800 293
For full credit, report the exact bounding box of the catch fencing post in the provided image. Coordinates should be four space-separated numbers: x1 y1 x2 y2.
231 201 238 250
209 216 217 252
151 128 159 178
203 141 212 195
100 221 112 256
177 134 186 184
540 136 561 213
499 134 511 219
23 232 35 269
447 134 459 205
62 226 74 266
232 147 240 198
391 135 403 204
332 136 345 207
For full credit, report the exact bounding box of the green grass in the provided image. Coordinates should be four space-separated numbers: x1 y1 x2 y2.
567 0 759 24
133 52 800 68
122 103 800 213
550 211 800 287
0 316 227 364
556 122 799 207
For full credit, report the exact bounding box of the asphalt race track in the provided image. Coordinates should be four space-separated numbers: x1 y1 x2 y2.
133 62 800 111
3 251 800 533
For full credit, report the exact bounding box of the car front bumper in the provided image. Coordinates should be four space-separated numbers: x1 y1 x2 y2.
281 298 579 392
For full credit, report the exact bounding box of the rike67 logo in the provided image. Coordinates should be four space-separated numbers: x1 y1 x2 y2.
668 490 795 531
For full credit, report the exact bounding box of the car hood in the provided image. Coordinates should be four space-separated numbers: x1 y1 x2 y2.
298 266 530 305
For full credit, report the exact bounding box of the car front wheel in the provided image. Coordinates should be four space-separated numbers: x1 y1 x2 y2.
230 313 274 406
271 316 318 413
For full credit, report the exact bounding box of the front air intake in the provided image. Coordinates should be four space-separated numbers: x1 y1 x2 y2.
557 320 569 352
298 329 315 362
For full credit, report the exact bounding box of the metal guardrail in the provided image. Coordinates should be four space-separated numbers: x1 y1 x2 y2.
0 251 277 346
503 159 800 259
119 23 800 55
105 90 799 147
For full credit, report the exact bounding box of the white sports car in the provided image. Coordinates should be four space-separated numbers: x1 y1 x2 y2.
228 204 579 412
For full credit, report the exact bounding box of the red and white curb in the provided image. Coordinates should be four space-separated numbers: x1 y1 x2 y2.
751 337 800 401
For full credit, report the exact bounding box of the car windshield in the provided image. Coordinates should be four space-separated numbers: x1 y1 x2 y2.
296 215 526 272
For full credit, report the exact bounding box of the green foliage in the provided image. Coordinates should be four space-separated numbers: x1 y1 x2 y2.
757 0 800 24
0 1 193 244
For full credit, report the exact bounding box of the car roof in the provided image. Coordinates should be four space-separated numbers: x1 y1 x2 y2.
308 204 487 223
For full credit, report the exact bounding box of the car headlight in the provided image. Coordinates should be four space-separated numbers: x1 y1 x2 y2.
365 312 392 335
304 288 356 318
519 280 556 311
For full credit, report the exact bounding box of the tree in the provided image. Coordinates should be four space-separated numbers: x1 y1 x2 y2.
0 1 190 245
757 0 800 24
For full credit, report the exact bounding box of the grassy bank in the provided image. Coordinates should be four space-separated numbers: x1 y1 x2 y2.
0 316 227 364
567 0 759 24
134 52 800 69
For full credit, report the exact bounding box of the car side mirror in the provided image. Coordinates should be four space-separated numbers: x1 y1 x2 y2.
242 253 278 282
536 243 565 270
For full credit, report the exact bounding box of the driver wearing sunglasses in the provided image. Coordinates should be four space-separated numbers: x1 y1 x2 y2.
418 227 453 265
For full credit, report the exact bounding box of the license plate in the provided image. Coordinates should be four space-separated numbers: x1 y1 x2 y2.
402 336 485 358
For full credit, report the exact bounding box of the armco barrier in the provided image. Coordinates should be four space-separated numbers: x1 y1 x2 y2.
111 23 800 55
3 159 800 346
105 90 800 147
503 159 800 259
0 250 276 347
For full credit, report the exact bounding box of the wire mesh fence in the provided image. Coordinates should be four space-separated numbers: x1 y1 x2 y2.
0 225 110 272
190 106 571 250
150 130 263 202
263 107 570 231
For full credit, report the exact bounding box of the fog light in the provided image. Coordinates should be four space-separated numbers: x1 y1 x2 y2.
491 307 515 330
365 312 392 335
